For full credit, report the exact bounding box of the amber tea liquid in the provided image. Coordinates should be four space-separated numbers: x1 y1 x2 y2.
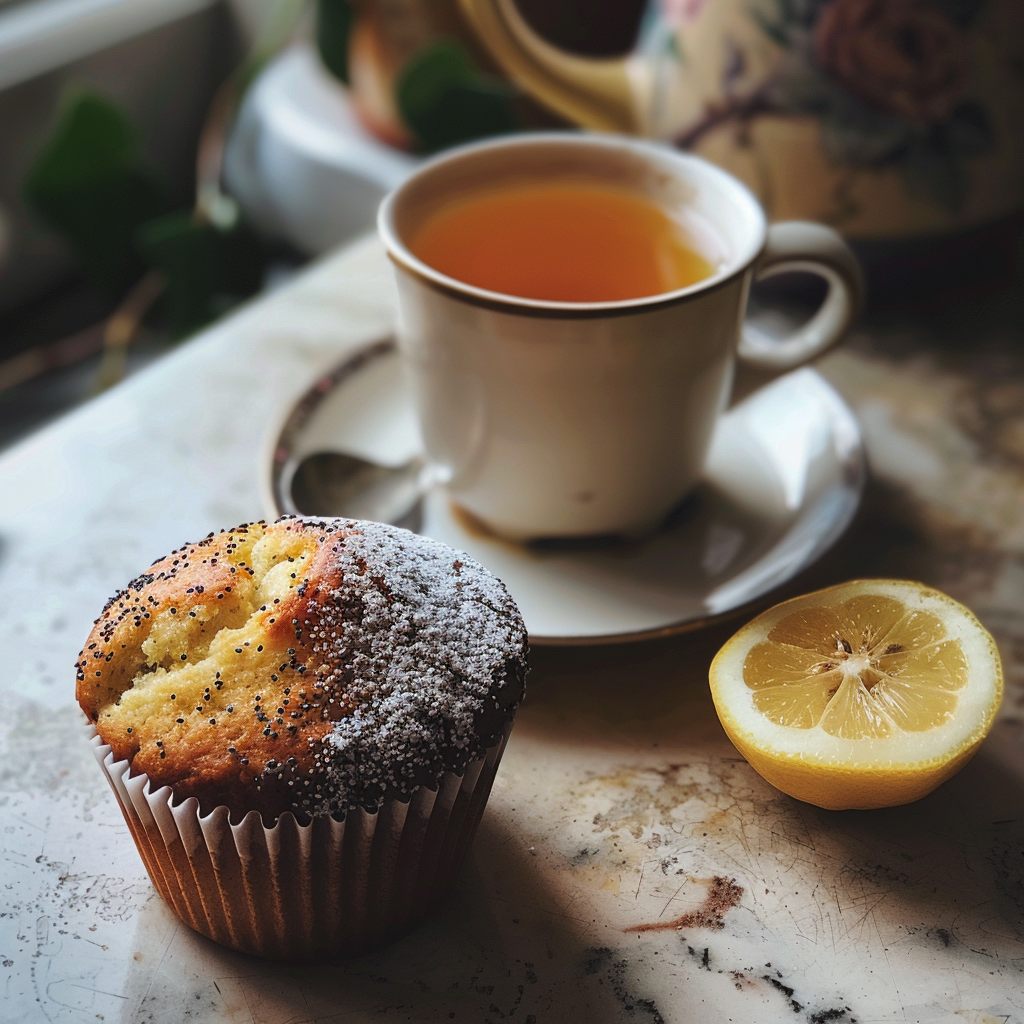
408 182 714 303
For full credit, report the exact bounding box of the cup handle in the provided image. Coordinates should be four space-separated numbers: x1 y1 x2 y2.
737 221 864 372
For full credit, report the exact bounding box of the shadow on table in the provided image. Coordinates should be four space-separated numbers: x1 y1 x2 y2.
517 493 1024 984
511 477 931 751
116 808 633 1024
778 740 1024 970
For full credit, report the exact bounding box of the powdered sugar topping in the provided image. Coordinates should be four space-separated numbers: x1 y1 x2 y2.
292 518 527 816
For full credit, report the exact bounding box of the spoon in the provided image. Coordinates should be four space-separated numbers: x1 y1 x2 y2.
287 451 429 532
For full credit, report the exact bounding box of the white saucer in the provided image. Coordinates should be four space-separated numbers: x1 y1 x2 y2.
264 340 864 645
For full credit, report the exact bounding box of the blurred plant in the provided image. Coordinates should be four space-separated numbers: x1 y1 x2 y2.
675 0 994 212
25 94 175 296
395 39 519 153
26 91 270 345
15 0 524 393
315 0 522 153
19 0 305 390
138 213 268 337
317 0 354 83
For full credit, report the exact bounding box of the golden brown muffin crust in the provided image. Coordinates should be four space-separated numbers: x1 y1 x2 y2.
77 518 527 821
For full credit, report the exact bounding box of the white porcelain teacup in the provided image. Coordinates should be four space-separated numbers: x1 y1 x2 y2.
378 132 863 541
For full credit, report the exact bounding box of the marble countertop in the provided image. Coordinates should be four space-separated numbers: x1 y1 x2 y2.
1 236 1021 1024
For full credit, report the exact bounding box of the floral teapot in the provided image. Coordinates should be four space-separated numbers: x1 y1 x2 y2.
459 0 1024 245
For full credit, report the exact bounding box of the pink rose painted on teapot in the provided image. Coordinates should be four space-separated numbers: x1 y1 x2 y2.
813 0 969 124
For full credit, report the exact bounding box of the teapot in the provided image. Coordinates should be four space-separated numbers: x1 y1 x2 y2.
459 0 1024 251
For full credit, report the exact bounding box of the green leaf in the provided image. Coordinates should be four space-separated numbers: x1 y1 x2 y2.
397 40 476 121
316 0 354 85
666 31 685 63
25 92 138 190
765 66 836 114
138 213 268 338
819 98 911 167
749 5 791 47
900 152 970 211
775 0 797 24
396 39 520 153
940 100 995 158
24 92 174 295
405 80 521 153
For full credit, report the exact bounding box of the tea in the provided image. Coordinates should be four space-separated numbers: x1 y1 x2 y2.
408 181 714 302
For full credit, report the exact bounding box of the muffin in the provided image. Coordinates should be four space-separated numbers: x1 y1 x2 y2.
76 517 527 959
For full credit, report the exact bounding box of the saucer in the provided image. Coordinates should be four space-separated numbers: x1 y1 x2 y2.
264 340 864 645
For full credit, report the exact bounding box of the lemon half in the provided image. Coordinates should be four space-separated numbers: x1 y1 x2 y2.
709 580 1003 810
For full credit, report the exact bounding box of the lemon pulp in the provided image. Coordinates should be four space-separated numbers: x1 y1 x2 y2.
709 581 1003 810
745 594 967 739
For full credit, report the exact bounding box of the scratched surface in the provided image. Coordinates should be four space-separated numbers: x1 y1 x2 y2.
0 237 1021 1024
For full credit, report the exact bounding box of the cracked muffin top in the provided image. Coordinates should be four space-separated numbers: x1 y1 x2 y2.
76 517 527 822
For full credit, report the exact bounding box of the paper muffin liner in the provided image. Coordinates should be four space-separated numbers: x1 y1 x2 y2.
86 721 513 961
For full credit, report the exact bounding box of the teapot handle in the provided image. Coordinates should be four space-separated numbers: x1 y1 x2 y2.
458 0 638 132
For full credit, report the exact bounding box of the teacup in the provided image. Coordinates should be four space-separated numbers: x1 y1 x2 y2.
378 132 863 541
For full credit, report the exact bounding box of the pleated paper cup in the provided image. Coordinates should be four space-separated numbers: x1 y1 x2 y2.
86 722 513 961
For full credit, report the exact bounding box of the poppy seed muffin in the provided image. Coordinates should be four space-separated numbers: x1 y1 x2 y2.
77 517 527 823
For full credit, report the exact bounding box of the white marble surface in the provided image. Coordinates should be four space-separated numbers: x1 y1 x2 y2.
0 236 1021 1024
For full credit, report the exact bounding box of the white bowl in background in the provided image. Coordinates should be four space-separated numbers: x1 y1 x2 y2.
224 44 419 256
